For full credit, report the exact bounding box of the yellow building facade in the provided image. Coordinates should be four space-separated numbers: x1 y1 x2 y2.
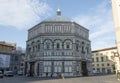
92 47 117 74
0 41 16 54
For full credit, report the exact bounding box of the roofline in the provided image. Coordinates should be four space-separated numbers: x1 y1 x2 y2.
28 21 89 32
0 42 16 47
28 21 73 32
92 46 117 53
28 22 43 31
73 22 89 31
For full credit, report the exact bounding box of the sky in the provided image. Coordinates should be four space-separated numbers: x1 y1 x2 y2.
0 0 116 50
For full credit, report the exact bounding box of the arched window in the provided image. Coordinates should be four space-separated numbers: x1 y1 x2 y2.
64 40 72 49
56 43 60 49
66 42 70 49
66 44 70 49
54 40 62 49
46 43 50 49
44 40 52 50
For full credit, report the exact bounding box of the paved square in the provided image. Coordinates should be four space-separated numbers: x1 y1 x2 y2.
0 75 119 83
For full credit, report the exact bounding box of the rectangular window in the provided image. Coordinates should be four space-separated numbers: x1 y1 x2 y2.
69 67 72 72
56 43 60 49
54 67 57 72
44 67 47 72
102 64 104 66
14 56 18 61
97 68 100 72
106 56 108 61
92 58 94 62
96 57 99 62
93 68 95 70
66 45 70 49
65 67 68 72
101 57 104 62
38 44 40 50
48 67 51 72
58 67 61 72
96 53 98 56
97 64 99 66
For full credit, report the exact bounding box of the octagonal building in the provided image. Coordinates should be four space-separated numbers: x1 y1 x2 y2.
25 9 92 77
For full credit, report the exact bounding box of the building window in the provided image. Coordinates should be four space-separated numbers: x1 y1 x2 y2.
33 46 35 52
82 41 84 44
14 56 18 61
97 64 99 66
66 44 70 49
45 42 50 49
92 58 94 62
46 44 50 49
81 46 84 53
111 56 114 60
97 68 100 72
107 63 110 66
102 64 104 66
106 56 108 61
102 68 105 73
96 53 98 56
93 68 95 70
38 44 40 50
20 63 24 66
101 57 104 62
43 61 51 72
96 57 99 62
86 47 89 54
54 66 61 72
56 43 60 49
76 44 79 50
65 66 72 72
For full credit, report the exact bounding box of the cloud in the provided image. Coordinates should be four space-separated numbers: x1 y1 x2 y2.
73 0 116 50
0 0 52 29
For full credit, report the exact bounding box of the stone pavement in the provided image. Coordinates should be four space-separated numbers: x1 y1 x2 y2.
0 74 119 83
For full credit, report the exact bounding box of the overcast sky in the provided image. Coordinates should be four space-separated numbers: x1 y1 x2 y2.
0 0 116 50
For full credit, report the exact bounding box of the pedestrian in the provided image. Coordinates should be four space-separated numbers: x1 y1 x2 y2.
51 74 52 78
117 71 120 80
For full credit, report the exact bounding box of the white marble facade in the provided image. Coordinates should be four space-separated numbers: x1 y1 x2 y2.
25 9 92 77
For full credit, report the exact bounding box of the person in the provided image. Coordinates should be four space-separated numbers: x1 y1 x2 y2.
117 70 120 80
61 73 64 79
51 73 53 78
46 72 48 77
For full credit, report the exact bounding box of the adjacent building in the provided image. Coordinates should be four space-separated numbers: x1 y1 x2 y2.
0 41 16 71
25 9 92 77
0 41 25 74
92 47 117 74
111 0 120 72
0 41 16 54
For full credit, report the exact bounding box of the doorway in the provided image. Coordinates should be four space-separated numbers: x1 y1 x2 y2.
81 61 88 76
30 62 35 76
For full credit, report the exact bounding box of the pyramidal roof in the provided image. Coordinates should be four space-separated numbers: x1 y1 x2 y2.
43 8 72 22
